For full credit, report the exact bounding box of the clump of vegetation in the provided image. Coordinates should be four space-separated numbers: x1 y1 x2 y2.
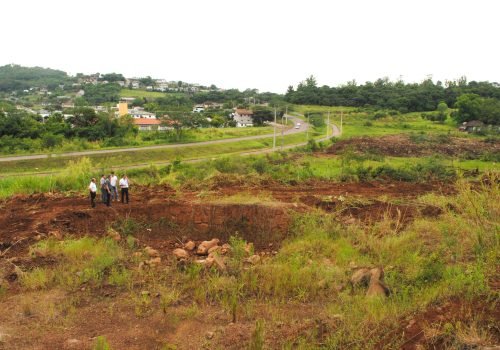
21 237 125 291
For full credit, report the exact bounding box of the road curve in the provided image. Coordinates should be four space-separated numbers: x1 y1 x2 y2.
0 122 340 178
0 115 309 163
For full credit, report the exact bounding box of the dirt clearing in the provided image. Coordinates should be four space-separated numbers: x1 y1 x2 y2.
326 134 499 158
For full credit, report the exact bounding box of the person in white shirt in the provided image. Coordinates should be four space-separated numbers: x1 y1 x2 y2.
119 175 129 204
110 172 118 201
88 178 97 208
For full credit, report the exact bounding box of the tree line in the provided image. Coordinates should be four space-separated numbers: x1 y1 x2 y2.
285 76 500 124
0 102 137 152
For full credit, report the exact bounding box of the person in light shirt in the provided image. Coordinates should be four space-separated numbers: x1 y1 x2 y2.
110 171 118 202
88 178 97 208
119 175 129 204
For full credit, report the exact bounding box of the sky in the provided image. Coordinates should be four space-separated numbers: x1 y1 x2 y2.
1 0 499 93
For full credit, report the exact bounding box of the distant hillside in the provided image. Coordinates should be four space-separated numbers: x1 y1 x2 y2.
0 64 71 92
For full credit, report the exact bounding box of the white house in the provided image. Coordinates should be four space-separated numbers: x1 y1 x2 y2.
128 107 156 119
233 109 254 127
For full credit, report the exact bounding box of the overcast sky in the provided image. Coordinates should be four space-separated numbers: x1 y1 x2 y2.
1 0 499 93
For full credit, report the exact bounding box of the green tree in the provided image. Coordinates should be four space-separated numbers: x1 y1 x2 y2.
453 94 483 123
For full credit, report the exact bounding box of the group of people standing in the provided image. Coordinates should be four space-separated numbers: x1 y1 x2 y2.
88 172 130 208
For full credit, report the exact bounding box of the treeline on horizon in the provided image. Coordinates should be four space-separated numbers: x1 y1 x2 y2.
1 65 499 126
285 76 500 125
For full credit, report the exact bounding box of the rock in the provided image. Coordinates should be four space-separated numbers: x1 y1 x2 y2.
133 252 143 258
212 255 226 271
64 338 81 349
196 239 220 255
221 243 231 254
350 268 372 287
208 245 221 255
148 257 161 266
107 229 121 242
205 331 214 340
141 290 150 296
246 254 261 265
144 246 160 258
366 280 390 298
369 267 384 282
49 231 62 240
184 240 196 251
173 248 189 260
195 257 214 268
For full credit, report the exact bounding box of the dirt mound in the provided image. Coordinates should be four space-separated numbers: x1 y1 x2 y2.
326 134 499 158
397 297 500 349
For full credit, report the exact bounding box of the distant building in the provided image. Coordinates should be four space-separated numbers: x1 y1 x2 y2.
203 101 223 109
61 101 75 109
118 102 129 117
128 107 156 119
133 118 162 131
233 109 254 127
459 120 484 133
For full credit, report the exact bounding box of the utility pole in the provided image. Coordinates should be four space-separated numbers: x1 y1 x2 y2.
306 113 309 140
273 107 277 150
340 109 343 135
281 113 284 150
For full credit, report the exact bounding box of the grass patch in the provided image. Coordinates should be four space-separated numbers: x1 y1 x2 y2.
21 237 125 291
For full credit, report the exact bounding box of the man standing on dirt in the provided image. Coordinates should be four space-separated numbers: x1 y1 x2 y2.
88 178 97 208
100 174 107 204
110 171 118 201
119 174 129 204
105 175 112 207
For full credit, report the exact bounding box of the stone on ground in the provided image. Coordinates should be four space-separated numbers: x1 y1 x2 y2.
173 248 189 260
184 240 196 251
144 246 160 258
196 238 220 255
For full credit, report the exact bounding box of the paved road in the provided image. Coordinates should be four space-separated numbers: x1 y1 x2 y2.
107 123 341 172
0 117 340 177
0 115 309 163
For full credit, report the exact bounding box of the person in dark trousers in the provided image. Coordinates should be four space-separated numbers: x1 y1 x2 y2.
105 175 112 207
88 178 97 208
100 174 107 204
110 171 118 201
119 174 129 204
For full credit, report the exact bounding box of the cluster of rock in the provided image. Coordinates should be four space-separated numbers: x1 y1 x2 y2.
172 238 261 271
350 267 390 298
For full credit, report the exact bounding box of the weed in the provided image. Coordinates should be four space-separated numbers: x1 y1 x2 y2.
248 319 266 350
93 336 112 350
20 267 51 290
108 267 131 287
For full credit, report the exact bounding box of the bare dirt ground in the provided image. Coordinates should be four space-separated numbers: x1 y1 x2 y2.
0 181 450 258
326 134 499 158
0 180 496 350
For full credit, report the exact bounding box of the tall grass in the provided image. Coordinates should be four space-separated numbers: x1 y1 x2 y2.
21 236 125 291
